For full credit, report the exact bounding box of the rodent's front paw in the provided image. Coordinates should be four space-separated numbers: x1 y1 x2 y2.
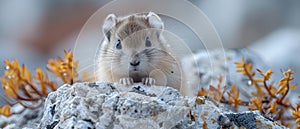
142 77 155 86
119 77 134 86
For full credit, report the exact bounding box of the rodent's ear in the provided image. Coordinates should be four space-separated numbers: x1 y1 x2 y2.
147 12 164 30
103 14 117 41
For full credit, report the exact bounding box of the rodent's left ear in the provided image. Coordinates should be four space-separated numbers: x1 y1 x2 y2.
147 12 164 30
103 14 117 41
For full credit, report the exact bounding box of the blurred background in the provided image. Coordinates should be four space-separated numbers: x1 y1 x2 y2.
0 0 299 105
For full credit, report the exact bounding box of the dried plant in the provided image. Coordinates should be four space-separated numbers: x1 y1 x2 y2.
292 102 300 125
202 76 227 103
227 85 242 110
0 50 81 117
234 57 298 126
196 88 207 97
0 105 10 117
47 50 79 84
196 57 298 127
200 114 208 129
249 97 263 112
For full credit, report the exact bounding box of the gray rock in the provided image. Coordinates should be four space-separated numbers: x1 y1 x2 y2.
37 82 285 129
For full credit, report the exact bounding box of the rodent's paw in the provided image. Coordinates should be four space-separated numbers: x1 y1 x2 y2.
119 77 134 86
142 77 155 86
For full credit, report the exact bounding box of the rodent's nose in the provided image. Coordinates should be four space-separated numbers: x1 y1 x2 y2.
130 55 140 66
130 60 140 66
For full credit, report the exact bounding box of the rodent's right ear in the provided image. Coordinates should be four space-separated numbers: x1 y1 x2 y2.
147 12 164 30
103 14 117 41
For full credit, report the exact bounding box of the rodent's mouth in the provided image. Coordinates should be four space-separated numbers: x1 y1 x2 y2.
129 66 139 72
129 65 148 76
129 69 143 75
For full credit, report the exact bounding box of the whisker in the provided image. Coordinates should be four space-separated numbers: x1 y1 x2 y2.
78 64 97 73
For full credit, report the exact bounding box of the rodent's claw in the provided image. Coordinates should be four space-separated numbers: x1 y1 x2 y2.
142 77 155 86
119 78 134 86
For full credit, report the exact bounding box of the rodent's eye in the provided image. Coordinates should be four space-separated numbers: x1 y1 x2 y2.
145 37 151 47
115 39 122 49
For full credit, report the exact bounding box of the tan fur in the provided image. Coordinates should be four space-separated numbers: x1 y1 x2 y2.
96 13 183 91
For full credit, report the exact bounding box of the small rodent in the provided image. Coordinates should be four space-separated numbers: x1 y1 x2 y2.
96 12 182 91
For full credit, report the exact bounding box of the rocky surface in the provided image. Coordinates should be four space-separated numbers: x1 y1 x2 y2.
37 82 285 129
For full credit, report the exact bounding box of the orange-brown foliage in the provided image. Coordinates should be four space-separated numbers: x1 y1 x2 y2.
0 50 78 117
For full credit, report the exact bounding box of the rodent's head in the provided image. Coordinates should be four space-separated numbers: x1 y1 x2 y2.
101 12 176 81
